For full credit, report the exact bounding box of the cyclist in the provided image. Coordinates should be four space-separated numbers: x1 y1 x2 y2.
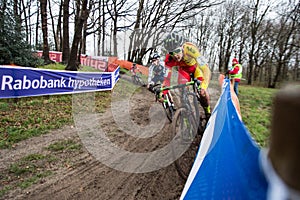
161 32 212 120
148 53 175 108
147 53 166 89
130 63 141 75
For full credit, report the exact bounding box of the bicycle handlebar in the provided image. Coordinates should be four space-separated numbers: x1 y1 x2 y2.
149 73 201 101
156 78 201 92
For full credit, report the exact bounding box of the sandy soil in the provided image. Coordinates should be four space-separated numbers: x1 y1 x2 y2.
0 75 220 200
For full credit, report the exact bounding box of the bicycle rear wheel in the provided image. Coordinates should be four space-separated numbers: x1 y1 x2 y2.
172 107 200 180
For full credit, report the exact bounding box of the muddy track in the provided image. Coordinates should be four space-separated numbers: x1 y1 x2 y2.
1 76 221 200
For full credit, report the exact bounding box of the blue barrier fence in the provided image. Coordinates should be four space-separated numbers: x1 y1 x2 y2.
180 79 268 200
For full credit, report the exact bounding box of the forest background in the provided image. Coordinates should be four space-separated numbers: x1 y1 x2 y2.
0 0 299 88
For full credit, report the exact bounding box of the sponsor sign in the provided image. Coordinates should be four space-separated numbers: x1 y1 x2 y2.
0 65 119 99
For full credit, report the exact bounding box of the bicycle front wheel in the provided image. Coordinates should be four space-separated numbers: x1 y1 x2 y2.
172 107 200 180
163 103 174 123
132 75 137 84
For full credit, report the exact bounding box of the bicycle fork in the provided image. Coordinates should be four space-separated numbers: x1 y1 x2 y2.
180 109 196 142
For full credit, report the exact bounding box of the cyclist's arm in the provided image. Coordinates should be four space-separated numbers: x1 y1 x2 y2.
163 54 174 87
161 63 167 77
197 56 211 88
148 64 154 84
130 67 135 74
228 65 239 74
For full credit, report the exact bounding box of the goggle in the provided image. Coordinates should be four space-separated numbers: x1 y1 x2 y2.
170 48 182 56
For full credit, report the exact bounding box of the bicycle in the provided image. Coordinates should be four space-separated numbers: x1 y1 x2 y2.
149 83 175 123
160 76 207 180
132 72 146 86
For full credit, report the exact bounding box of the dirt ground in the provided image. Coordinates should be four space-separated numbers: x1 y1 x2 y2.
0 75 221 200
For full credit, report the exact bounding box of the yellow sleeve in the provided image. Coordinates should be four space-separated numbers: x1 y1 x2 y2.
183 42 201 58
183 42 211 89
199 64 211 89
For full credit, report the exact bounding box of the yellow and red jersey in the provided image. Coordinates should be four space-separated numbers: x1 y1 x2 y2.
164 42 211 89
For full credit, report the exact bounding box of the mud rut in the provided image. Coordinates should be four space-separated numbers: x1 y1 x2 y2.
0 75 221 200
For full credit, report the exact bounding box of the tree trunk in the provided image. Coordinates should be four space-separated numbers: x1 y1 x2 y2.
127 0 144 61
62 0 70 64
40 0 52 64
35 0 39 48
101 0 105 55
248 43 255 85
48 0 58 51
57 0 63 52
82 19 87 54
65 0 89 71
270 62 283 88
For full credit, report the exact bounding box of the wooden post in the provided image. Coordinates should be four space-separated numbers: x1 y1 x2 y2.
268 84 300 191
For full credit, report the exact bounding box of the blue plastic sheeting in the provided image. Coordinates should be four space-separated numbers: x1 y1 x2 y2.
180 79 268 200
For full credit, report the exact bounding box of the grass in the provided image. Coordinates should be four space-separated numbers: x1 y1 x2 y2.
0 153 54 192
239 84 277 147
46 139 82 152
0 95 73 149
0 138 83 197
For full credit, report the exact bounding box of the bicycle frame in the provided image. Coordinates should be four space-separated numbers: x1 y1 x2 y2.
159 80 201 123
150 84 175 122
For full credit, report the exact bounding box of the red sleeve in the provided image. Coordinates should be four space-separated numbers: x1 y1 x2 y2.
229 66 239 74
163 54 176 87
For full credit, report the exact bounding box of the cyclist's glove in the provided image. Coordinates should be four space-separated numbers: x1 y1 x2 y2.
148 85 153 92
158 92 165 103
194 78 202 90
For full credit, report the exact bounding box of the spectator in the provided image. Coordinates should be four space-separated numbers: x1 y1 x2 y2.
226 58 243 97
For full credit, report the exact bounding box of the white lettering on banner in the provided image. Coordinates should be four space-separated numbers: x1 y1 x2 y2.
68 77 111 89
1 75 67 90
1 75 13 90
1 75 111 91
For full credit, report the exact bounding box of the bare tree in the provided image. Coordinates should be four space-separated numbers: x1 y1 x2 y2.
105 0 135 56
48 0 63 51
214 1 243 73
127 0 221 64
247 0 270 85
65 0 90 71
40 0 52 64
62 0 70 64
35 0 40 49
268 8 299 88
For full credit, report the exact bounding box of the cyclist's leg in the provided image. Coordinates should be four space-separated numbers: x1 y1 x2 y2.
177 68 190 107
158 76 165 85
194 67 211 119
152 76 160 85
167 91 176 108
